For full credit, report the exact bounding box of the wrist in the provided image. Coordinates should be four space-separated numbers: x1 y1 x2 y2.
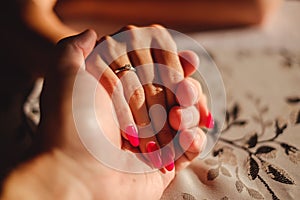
1 149 92 200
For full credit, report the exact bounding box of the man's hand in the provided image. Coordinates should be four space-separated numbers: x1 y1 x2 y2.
1 30 174 200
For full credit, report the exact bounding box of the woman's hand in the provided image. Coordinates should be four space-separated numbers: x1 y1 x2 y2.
85 25 212 172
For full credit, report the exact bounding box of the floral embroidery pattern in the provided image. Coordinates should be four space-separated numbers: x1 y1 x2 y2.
204 97 300 200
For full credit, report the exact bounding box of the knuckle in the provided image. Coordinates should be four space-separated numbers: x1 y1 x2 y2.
105 36 117 48
164 36 177 51
153 27 168 37
124 25 138 30
145 84 164 97
124 26 147 49
98 36 123 62
130 87 145 103
57 37 80 54
100 35 117 51
169 71 184 85
103 76 123 96
150 24 165 29
114 25 138 37
109 75 120 89
109 25 141 50
99 35 113 44
150 24 168 37
103 35 112 41
55 41 83 72
150 24 174 43
115 83 124 97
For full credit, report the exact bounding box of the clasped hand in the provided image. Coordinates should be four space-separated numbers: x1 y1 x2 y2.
2 25 213 200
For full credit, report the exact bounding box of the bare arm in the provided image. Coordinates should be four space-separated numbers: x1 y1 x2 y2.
4 0 283 49
1 150 91 200
55 0 283 30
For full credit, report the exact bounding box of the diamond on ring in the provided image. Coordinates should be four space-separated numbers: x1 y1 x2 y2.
114 64 136 74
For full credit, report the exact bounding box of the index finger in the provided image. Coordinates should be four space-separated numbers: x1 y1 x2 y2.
150 25 184 109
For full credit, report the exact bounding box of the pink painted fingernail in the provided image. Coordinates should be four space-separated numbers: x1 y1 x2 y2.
146 142 162 168
125 125 139 147
163 146 175 171
165 162 174 171
205 112 214 129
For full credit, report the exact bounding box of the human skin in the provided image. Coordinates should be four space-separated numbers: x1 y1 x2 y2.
0 0 212 175
0 0 283 80
0 29 207 200
86 25 212 171
1 0 283 77
0 0 283 195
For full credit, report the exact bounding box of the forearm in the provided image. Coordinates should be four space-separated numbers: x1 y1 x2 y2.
19 0 78 43
1 150 91 200
55 0 282 30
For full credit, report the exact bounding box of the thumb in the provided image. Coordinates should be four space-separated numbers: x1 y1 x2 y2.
52 29 98 75
39 29 97 141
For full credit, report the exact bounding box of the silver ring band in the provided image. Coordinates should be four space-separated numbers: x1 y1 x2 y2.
114 64 136 74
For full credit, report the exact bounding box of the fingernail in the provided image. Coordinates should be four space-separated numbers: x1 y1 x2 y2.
146 142 162 168
182 108 193 124
165 162 174 171
205 112 214 129
188 83 198 105
182 107 199 129
125 125 139 147
177 80 198 107
163 146 175 171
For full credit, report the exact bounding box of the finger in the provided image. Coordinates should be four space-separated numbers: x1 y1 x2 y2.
46 29 97 100
86 42 139 147
40 29 97 143
116 64 163 169
180 128 206 159
175 128 206 171
125 26 175 170
171 76 214 130
144 25 184 171
150 24 184 109
54 29 97 74
177 51 214 128
186 78 214 129
196 94 214 129
100 34 162 168
130 48 174 170
168 106 200 131
170 77 202 130
187 78 211 128
175 78 200 107
145 26 207 172
178 50 199 77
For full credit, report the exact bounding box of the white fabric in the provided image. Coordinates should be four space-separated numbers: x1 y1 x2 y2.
162 2 300 199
